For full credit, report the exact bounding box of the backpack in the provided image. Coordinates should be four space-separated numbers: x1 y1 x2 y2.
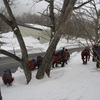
4 69 11 80
32 59 37 65
95 45 100 54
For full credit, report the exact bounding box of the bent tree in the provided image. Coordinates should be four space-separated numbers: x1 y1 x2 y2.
36 0 93 79
0 0 31 84
36 0 77 79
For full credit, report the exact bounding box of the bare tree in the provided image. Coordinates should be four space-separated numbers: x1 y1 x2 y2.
0 0 31 84
74 0 100 45
36 0 93 79
36 0 77 79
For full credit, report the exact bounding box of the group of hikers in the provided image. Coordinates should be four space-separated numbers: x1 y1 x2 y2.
2 44 100 86
52 48 70 68
2 47 70 86
28 47 70 70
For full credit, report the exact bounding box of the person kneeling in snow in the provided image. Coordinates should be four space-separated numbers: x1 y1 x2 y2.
65 49 70 64
52 54 59 68
2 69 14 86
81 47 90 64
28 59 37 70
36 56 43 69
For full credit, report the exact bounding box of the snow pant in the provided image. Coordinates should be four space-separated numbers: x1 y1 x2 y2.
61 58 66 67
82 54 88 64
36 61 42 69
52 62 58 68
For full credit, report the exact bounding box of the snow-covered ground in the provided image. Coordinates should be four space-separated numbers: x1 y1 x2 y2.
0 31 99 100
1 51 100 100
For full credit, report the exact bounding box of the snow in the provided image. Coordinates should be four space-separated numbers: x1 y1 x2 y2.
0 32 100 100
0 32 47 57
26 23 51 30
0 32 89 57
1 52 100 100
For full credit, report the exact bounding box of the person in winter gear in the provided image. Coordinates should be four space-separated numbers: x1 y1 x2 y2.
93 44 100 68
65 49 70 64
60 47 65 56
92 45 98 61
2 69 14 86
61 48 67 67
28 59 36 70
52 50 62 68
52 54 59 68
81 48 90 64
36 56 43 68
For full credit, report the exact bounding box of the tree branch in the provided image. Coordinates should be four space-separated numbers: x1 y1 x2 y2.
0 49 22 62
0 13 12 26
44 0 50 3
74 0 93 9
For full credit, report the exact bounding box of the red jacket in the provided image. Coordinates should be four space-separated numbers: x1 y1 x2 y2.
28 60 35 70
54 56 59 63
81 49 90 59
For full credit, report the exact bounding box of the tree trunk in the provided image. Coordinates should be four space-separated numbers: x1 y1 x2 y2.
22 59 31 84
36 29 62 79
11 27 32 84
36 0 77 79
45 56 54 77
0 88 2 100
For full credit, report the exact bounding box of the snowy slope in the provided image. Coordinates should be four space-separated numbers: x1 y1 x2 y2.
0 52 100 100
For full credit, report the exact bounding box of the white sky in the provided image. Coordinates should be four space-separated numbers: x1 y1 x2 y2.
0 0 64 16
0 0 51 16
0 0 100 16
12 0 49 16
0 0 49 16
